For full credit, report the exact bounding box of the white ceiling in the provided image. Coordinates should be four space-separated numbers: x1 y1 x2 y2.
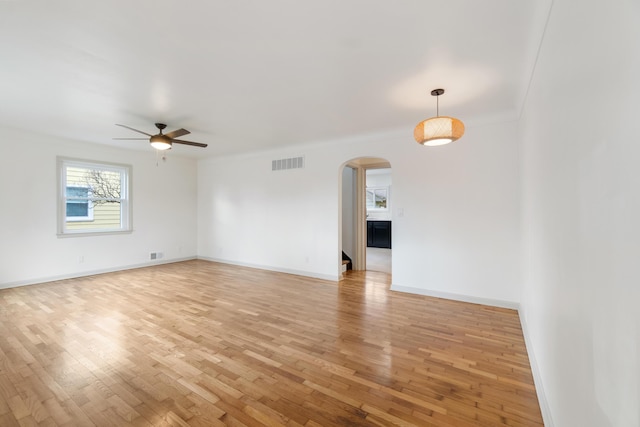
0 0 549 158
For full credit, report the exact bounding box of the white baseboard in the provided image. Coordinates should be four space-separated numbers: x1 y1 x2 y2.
518 309 555 427
0 256 197 290
197 256 339 282
389 284 519 310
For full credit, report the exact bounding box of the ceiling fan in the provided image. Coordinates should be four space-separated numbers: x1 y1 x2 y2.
114 123 208 150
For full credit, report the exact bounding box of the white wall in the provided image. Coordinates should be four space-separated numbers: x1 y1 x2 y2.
198 120 522 304
519 0 640 425
0 128 198 287
197 147 341 280
390 121 521 305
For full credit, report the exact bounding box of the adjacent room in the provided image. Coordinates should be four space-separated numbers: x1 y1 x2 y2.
1 1 638 426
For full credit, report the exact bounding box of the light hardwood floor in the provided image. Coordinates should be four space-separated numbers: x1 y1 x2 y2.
0 260 543 426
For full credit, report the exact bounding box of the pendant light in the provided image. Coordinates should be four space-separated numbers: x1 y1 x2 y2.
414 89 465 146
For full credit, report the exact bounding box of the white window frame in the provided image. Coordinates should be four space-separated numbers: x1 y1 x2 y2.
57 157 133 237
366 186 389 211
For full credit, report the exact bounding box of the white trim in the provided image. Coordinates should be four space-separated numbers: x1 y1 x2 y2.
0 257 196 290
518 309 555 427
57 156 133 236
197 256 339 282
56 229 133 238
389 284 519 310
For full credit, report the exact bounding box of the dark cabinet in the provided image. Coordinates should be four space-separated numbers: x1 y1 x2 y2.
367 221 392 249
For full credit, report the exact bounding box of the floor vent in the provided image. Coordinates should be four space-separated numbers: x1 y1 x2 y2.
272 156 304 171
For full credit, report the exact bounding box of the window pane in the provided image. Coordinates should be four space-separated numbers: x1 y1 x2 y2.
66 186 89 199
374 189 387 209
366 187 388 210
67 202 89 217
66 201 121 230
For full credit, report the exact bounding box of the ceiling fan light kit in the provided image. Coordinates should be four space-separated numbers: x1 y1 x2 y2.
114 122 208 150
149 135 172 150
414 89 465 146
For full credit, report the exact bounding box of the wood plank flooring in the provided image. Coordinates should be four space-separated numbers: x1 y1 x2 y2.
0 260 543 426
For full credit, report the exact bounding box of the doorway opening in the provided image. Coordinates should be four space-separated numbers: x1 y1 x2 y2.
365 167 392 273
339 157 392 277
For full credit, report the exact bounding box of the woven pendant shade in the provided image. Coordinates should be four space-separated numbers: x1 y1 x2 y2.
414 116 465 146
414 88 464 146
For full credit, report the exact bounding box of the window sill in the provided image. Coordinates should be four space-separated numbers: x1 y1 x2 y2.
57 229 133 238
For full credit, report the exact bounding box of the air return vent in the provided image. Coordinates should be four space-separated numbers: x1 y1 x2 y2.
272 156 304 171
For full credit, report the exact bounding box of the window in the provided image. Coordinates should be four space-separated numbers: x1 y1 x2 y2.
57 158 132 236
366 187 388 210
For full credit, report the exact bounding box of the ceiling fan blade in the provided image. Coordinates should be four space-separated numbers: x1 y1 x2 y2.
112 137 148 140
172 139 208 148
165 128 190 139
115 124 152 137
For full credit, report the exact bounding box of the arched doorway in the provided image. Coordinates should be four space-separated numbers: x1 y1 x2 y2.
339 157 392 276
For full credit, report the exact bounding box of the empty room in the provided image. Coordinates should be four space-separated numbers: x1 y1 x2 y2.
1 1 638 426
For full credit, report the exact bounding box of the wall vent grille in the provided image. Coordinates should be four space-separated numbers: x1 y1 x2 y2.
272 156 304 171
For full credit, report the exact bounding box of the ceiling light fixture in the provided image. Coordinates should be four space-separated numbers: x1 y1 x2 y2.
114 123 208 150
149 134 172 150
414 89 465 146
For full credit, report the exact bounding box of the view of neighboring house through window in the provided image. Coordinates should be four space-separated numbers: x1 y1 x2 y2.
66 186 94 221
57 158 132 235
